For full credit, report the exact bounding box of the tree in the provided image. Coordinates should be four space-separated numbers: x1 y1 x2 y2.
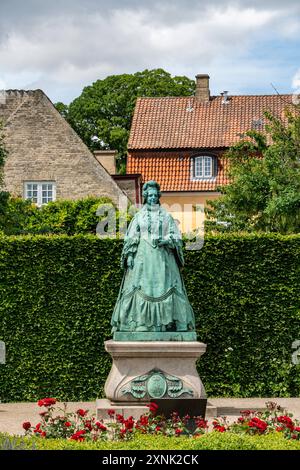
205 105 300 234
0 121 9 219
55 69 195 172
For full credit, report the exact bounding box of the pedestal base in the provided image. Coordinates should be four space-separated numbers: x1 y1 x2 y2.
104 340 207 402
96 399 218 421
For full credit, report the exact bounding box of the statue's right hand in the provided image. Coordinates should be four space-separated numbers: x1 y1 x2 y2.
127 255 134 269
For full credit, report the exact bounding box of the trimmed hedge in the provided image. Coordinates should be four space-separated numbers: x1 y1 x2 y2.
0 233 299 401
1 432 300 450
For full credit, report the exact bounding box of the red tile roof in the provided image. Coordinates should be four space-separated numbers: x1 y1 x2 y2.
128 94 293 150
127 151 230 191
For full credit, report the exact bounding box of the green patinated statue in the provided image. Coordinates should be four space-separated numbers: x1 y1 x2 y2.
112 180 197 341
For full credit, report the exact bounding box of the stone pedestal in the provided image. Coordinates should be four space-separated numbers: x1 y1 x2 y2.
96 340 216 420
104 340 206 402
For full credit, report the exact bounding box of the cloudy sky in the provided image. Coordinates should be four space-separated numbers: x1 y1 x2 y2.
0 0 299 103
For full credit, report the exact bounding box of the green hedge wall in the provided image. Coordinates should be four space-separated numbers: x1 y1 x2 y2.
0 233 299 401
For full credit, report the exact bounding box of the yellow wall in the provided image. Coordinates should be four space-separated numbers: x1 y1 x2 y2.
161 191 220 234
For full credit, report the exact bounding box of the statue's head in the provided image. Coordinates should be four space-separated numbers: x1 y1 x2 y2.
142 180 161 206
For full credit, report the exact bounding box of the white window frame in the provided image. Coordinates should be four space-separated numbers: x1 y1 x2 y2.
24 181 56 206
193 156 214 179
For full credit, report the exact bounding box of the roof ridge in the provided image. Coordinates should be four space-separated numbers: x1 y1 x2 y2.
137 93 292 100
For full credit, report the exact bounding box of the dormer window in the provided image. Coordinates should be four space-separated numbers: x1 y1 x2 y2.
192 155 217 179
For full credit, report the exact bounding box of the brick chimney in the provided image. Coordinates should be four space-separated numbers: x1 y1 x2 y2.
94 150 117 174
195 74 210 102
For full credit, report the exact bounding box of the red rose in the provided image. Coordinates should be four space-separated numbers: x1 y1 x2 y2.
38 398 56 407
139 415 149 427
147 402 159 414
76 409 88 417
175 428 182 435
64 421 72 427
22 422 31 431
240 410 252 416
116 414 125 423
70 430 86 441
155 426 162 432
215 425 226 433
84 420 93 431
108 409 115 417
95 421 107 431
41 431 47 438
295 427 300 432
249 417 267 432
124 416 134 430
277 416 294 429
195 418 208 429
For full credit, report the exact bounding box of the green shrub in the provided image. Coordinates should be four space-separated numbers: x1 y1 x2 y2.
0 196 128 235
1 432 300 450
0 233 299 400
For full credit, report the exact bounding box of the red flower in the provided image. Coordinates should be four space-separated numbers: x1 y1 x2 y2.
295 427 300 432
64 421 72 427
195 418 208 429
95 422 107 431
108 409 115 417
155 426 162 432
70 430 86 441
76 409 88 417
240 410 253 416
84 420 93 431
277 416 294 429
116 414 125 424
214 425 226 433
41 431 47 438
22 422 31 431
175 428 182 435
248 417 268 432
139 415 149 427
124 416 134 430
38 398 56 407
147 402 159 414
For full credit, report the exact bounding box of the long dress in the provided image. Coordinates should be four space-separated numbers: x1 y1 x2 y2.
111 204 195 333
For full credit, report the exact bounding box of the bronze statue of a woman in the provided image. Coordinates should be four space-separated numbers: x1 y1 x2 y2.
111 180 196 341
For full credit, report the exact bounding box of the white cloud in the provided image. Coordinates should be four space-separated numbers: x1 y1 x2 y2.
292 69 300 89
0 1 298 102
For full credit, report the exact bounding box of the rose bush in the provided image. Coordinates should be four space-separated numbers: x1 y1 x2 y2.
22 399 300 442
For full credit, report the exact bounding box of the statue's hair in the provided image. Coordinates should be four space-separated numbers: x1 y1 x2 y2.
142 180 161 204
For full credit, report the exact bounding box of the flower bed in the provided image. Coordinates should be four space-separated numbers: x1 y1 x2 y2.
21 399 300 443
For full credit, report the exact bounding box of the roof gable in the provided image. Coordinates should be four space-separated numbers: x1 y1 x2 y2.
0 90 126 204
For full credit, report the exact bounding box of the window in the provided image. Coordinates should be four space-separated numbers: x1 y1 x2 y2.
24 182 56 206
193 156 217 179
